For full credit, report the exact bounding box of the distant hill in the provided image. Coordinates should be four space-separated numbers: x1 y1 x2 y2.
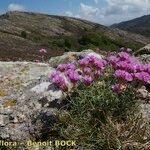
0 11 149 61
111 15 150 38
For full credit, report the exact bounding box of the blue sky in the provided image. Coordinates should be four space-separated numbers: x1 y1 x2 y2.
0 0 150 25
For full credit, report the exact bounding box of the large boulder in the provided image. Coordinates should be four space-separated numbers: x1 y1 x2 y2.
49 49 104 67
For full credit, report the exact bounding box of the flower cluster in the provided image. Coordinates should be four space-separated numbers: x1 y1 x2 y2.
50 71 68 91
50 55 107 90
108 48 150 93
39 48 47 53
50 48 149 93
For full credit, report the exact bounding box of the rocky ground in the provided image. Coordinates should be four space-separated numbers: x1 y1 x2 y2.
0 49 149 150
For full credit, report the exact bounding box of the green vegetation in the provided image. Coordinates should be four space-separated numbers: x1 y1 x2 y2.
52 68 149 150
21 31 27 39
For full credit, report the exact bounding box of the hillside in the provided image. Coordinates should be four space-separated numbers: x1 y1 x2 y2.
111 15 150 38
0 11 149 61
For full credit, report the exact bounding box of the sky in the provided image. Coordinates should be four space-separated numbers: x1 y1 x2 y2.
0 0 150 25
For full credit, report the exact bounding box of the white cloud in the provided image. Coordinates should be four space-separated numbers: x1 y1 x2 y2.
105 0 150 14
80 3 99 16
65 11 73 17
64 0 150 25
8 3 25 11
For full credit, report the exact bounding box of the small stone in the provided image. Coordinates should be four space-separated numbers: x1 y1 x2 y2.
0 115 9 127
2 107 13 115
137 88 148 99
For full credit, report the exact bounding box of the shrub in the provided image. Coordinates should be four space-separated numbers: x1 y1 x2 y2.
79 32 102 46
21 31 27 39
52 39 65 48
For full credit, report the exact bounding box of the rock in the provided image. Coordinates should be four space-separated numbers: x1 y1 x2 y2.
49 49 104 67
135 44 150 64
137 87 150 102
140 104 150 121
0 115 9 127
135 44 150 55
138 54 150 64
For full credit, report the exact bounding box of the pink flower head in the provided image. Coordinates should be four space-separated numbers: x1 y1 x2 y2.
78 58 89 66
126 57 137 64
108 56 119 67
50 71 68 91
114 70 133 82
117 61 128 70
146 64 150 73
116 61 136 73
93 59 104 70
83 67 91 75
57 64 67 72
134 72 150 84
83 75 93 85
101 59 107 66
39 48 47 53
66 63 76 70
136 64 148 72
118 52 130 61
87 55 97 63
126 63 137 73
65 69 80 83
111 84 122 93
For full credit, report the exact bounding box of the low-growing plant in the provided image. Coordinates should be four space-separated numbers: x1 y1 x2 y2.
49 47 150 149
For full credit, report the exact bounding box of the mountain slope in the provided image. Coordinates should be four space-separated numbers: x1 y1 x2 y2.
0 11 149 61
111 15 150 37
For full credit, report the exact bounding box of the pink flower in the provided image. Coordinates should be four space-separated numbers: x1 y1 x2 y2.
146 64 150 73
83 75 93 85
57 64 67 72
87 55 97 63
93 59 104 70
39 48 47 53
50 71 68 91
118 52 130 61
66 63 76 70
116 61 136 73
83 67 91 75
114 70 133 82
65 69 80 83
108 56 119 67
136 64 148 72
78 58 89 66
134 72 150 84
111 84 122 93
57 63 76 72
